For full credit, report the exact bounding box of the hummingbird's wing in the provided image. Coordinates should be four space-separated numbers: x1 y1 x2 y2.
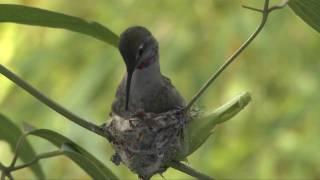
111 75 186 117
158 75 186 108
111 78 129 117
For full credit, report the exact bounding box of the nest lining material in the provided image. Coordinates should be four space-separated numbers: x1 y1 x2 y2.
104 109 189 179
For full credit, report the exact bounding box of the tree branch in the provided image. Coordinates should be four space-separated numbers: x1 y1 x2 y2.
184 0 289 111
0 65 111 140
168 161 214 180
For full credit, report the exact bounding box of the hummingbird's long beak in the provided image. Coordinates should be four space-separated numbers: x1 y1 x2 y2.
125 69 134 111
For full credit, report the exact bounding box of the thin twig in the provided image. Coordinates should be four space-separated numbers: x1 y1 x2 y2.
184 0 289 111
0 65 111 140
243 0 290 13
9 134 28 168
242 5 263 13
9 150 63 172
168 161 214 180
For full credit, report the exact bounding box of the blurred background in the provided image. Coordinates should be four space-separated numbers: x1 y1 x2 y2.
0 0 319 179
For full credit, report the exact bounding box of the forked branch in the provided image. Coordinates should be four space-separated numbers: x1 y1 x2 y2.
184 0 289 111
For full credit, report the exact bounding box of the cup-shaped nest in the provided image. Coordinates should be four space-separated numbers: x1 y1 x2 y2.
104 109 189 179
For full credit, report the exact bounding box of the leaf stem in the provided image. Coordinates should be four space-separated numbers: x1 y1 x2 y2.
0 65 110 140
9 150 63 172
9 134 28 168
168 161 214 180
184 0 289 111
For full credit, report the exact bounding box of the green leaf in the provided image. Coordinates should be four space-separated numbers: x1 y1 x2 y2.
178 92 252 159
289 0 320 33
0 4 119 47
24 127 118 180
60 143 112 180
0 114 45 179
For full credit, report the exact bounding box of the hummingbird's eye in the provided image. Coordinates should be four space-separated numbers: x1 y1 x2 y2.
137 44 144 57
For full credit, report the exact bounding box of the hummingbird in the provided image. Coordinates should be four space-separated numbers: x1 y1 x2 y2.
111 26 185 118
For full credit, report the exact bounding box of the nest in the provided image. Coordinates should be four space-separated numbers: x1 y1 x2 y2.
104 109 189 179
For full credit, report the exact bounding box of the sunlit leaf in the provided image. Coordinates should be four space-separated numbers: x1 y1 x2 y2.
177 92 252 159
0 4 119 47
289 0 320 33
0 114 45 179
24 127 118 180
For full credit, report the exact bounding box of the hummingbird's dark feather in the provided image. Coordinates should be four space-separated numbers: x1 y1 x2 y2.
111 74 185 118
112 26 185 117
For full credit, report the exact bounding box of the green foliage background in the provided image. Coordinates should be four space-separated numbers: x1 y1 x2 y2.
0 0 319 179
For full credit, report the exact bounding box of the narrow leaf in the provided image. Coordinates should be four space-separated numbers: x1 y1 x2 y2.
0 114 45 179
24 127 118 180
60 143 111 180
289 0 320 33
0 4 119 47
178 92 252 159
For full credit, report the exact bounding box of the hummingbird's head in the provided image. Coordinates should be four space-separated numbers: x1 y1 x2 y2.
118 26 159 111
